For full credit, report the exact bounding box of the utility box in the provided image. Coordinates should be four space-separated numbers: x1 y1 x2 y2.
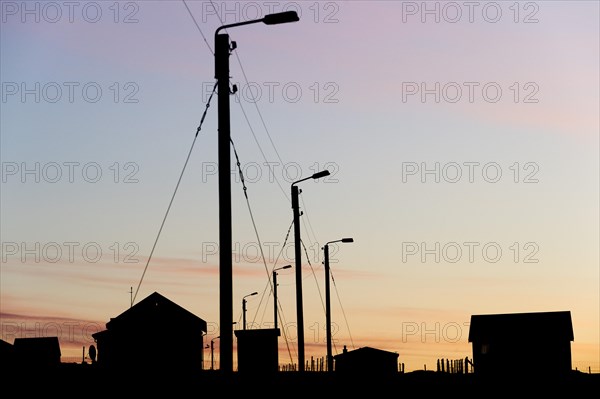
235 328 280 373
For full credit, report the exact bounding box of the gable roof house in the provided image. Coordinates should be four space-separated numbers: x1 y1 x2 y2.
333 345 399 375
468 311 574 379
92 292 207 372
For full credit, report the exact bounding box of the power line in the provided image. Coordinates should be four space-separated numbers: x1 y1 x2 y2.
234 91 289 199
270 220 298 366
251 218 297 365
136 0 218 304
230 135 273 317
232 138 297 364
230 135 272 292
331 268 355 351
232 48 290 188
132 82 217 304
182 0 214 55
300 239 326 314
300 195 320 252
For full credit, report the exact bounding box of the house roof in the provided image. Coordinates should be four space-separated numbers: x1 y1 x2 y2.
333 346 399 360
468 311 574 342
0 339 14 352
0 339 13 348
13 337 61 357
94 292 207 336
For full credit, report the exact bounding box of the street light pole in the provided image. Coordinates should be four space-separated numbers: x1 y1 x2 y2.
215 25 233 376
211 336 220 370
203 343 209 370
292 170 330 372
213 11 299 374
243 292 258 330
273 270 278 330
273 265 292 330
324 238 353 372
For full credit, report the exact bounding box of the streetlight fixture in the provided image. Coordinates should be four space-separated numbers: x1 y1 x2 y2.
242 292 258 330
273 264 292 330
323 238 354 372
214 10 299 374
291 170 330 372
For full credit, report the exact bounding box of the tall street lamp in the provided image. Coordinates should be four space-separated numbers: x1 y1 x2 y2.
203 343 209 370
323 238 354 372
242 292 258 330
211 336 220 370
214 10 299 373
291 170 330 371
273 264 292 330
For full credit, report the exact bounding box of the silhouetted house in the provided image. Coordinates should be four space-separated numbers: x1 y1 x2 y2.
92 292 207 372
468 311 574 378
13 337 61 368
234 328 280 373
333 345 399 375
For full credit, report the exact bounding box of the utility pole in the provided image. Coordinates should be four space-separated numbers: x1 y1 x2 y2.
323 238 353 372
213 10 299 375
243 297 248 330
211 336 219 370
273 269 279 330
215 30 233 374
291 171 330 372
292 184 304 371
273 265 291 330
324 243 332 372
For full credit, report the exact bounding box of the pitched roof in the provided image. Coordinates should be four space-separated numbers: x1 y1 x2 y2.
0 339 13 349
102 292 207 332
333 346 399 360
468 311 574 342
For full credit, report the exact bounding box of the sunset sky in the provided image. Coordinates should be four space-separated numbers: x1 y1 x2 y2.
1 1 598 372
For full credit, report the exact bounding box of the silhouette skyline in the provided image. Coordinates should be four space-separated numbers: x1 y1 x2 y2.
1 0 598 378
1 298 598 395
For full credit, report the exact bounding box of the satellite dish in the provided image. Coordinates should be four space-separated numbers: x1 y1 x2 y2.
89 344 97 363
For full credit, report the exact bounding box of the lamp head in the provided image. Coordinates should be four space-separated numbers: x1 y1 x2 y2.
311 170 330 180
263 11 300 25
342 238 354 243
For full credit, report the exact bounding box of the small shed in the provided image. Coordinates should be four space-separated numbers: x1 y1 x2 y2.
235 328 280 373
333 346 399 375
468 310 574 378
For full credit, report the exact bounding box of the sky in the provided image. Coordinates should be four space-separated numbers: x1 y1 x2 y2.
1 0 598 372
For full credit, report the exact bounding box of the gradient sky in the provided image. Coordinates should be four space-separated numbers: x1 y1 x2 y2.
1 0 598 372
